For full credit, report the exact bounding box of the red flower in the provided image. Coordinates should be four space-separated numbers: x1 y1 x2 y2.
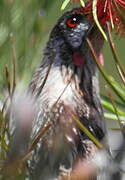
83 0 125 35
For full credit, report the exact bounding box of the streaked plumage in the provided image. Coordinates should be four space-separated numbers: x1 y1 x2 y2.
8 7 107 180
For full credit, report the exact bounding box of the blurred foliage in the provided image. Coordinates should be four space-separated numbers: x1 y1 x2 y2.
0 0 65 177
0 0 66 97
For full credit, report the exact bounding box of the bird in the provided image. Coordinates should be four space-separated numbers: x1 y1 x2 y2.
7 6 107 180
28 7 107 180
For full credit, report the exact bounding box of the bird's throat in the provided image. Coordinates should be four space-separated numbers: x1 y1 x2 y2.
72 52 85 67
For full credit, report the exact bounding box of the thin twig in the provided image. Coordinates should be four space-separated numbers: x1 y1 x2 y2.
29 123 52 152
107 23 125 85
106 88 124 136
71 113 104 149
53 80 71 107
15 123 52 163
5 65 11 97
10 34 17 96
37 51 56 97
86 38 125 103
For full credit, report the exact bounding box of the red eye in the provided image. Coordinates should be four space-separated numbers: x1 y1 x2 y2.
66 17 78 28
66 14 83 28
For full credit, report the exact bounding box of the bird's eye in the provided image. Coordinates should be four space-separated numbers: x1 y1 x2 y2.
66 15 82 28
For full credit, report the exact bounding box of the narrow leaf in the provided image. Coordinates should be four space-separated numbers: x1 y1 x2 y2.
61 0 70 10
80 0 85 7
92 0 107 40
104 112 125 121
72 114 104 149
86 38 125 104
101 99 125 116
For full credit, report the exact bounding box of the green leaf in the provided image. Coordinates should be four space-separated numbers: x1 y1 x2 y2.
101 95 125 109
101 98 125 116
87 39 125 104
80 0 85 7
92 0 107 41
104 112 125 121
72 114 104 148
61 0 70 10
108 77 125 102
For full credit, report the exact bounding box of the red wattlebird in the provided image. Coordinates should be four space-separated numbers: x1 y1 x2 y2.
29 7 107 180
8 7 107 180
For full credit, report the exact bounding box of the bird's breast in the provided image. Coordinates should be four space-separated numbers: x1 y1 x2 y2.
31 65 90 139
39 66 83 110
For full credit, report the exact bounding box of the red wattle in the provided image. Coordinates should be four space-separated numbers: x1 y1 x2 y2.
72 52 85 67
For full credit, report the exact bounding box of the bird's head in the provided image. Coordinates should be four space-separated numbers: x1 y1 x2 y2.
58 8 93 49
30 7 106 143
47 7 104 68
